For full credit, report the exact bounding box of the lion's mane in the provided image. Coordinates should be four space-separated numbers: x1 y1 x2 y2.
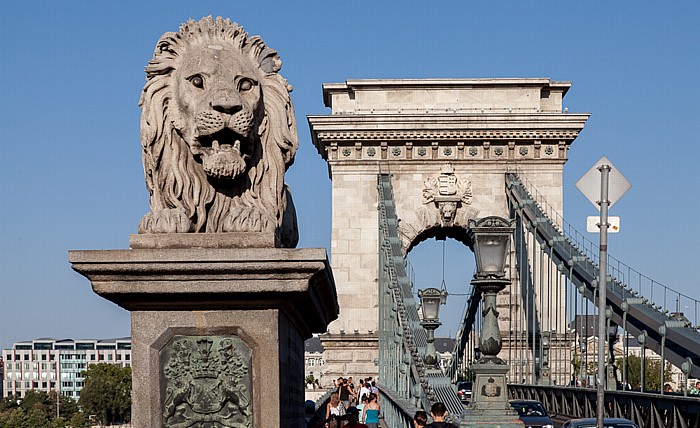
138 17 298 246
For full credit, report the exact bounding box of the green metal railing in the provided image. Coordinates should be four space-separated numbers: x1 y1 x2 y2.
377 174 463 426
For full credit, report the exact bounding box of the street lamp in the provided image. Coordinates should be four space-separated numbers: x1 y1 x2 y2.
468 216 514 362
463 216 520 426
418 287 447 369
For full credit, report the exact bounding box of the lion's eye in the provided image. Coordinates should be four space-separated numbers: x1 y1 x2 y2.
189 75 204 89
239 79 255 92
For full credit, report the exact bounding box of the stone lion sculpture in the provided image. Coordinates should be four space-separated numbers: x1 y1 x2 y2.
138 16 298 247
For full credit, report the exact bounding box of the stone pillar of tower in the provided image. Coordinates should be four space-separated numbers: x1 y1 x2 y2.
308 79 588 381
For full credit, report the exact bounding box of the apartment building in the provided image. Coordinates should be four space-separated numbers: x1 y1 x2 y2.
2 337 131 399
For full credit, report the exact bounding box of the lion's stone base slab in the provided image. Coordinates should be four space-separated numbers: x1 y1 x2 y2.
69 247 338 428
130 232 278 249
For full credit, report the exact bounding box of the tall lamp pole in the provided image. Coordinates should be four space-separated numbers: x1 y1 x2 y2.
462 216 521 428
418 287 447 370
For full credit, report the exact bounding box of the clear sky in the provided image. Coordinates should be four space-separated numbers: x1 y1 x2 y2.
1 1 698 350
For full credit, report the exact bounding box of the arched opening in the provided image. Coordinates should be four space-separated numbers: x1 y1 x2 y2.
406 234 476 341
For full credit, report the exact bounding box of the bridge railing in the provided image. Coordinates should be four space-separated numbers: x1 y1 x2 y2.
509 383 700 428
513 171 700 329
377 174 464 423
506 172 700 380
446 285 481 382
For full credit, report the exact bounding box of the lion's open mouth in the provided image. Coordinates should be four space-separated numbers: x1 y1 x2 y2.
190 128 252 180
193 128 252 160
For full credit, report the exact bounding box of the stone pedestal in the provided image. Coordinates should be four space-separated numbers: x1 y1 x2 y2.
462 362 523 427
69 234 338 428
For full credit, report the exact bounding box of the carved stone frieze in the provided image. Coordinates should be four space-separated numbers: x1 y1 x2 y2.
161 336 252 428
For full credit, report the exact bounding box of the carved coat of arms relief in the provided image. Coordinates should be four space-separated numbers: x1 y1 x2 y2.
161 336 252 428
422 163 473 225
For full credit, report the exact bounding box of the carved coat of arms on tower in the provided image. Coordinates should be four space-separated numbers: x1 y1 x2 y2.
422 163 473 224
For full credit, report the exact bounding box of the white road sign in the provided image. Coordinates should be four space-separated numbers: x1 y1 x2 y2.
587 216 620 233
575 156 631 210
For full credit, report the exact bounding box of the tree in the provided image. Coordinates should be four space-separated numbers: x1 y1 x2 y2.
79 363 132 425
617 355 672 392
0 391 82 428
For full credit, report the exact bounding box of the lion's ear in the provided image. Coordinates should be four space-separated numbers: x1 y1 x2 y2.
155 32 179 56
258 47 282 74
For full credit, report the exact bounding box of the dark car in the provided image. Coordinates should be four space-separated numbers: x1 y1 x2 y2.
456 381 472 403
509 399 554 428
562 418 640 428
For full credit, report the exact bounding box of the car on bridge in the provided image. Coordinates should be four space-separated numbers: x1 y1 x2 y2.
456 381 472 403
509 399 554 428
561 418 640 428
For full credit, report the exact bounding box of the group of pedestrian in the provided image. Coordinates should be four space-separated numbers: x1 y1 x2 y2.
324 376 380 428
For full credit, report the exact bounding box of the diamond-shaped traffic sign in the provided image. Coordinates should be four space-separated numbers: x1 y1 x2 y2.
575 156 631 210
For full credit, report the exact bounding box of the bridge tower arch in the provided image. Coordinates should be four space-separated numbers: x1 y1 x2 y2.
308 79 589 383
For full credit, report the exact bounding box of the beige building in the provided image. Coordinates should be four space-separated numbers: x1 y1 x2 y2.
3 337 131 399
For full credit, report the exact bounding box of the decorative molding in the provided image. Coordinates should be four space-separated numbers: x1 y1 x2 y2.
315 129 580 141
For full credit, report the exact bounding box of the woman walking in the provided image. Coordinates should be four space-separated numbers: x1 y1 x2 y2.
325 392 346 428
361 393 380 428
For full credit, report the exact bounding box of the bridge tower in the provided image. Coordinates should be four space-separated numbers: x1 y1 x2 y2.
308 79 588 382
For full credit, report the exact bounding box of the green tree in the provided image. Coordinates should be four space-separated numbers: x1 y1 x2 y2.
0 391 84 428
617 354 672 391
79 363 132 425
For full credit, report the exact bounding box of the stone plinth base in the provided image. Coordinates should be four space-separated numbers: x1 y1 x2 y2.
69 243 338 428
320 333 378 384
463 362 520 423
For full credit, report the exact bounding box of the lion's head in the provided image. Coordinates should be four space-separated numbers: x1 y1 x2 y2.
138 17 298 247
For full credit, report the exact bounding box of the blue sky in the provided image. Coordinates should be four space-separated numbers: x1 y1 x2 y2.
1 1 698 349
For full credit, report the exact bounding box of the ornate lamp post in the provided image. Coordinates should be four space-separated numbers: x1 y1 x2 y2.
418 287 447 369
463 216 522 426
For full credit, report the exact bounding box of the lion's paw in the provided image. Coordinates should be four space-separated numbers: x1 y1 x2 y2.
222 206 275 233
138 208 194 233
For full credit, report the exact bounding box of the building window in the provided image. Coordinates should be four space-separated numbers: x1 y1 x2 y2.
90 355 95 361
41 363 47 370
42 354 47 361
42 382 47 388
107 354 113 361
126 354 130 361
23 354 29 361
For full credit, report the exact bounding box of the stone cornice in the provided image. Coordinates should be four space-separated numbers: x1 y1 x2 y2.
308 113 589 161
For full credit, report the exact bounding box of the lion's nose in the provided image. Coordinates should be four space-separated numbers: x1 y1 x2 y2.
211 93 243 115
